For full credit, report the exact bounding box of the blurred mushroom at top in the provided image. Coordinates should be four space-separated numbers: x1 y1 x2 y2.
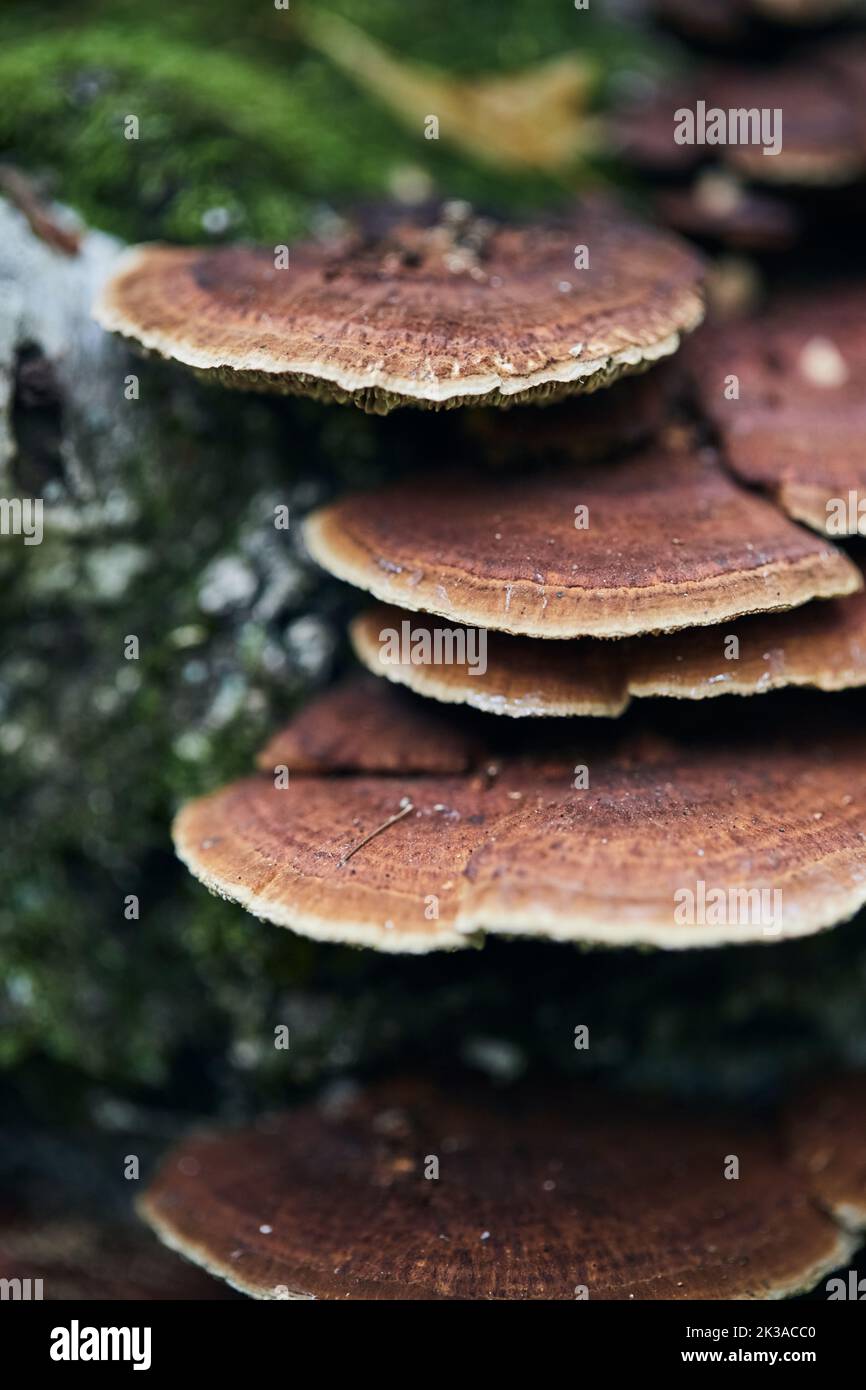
613 34 866 255
655 0 861 48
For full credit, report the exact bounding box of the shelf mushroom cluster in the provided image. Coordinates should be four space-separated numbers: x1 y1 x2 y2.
94 204 866 954
94 197 866 1298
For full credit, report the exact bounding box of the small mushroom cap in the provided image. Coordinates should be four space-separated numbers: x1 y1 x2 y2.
256 675 482 773
691 287 866 535
351 582 866 717
173 685 866 951
628 582 866 700
92 206 704 413
304 440 860 639
140 1076 864 1300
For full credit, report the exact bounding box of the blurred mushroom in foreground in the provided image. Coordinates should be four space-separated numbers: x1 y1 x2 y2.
140 1073 866 1300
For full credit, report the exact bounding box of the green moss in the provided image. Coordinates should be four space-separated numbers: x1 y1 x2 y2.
0 4 668 244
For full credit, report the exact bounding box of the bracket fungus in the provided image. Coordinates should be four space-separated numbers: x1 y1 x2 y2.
173 682 866 952
92 203 704 413
612 33 866 262
655 176 799 254
351 581 866 717
616 45 866 187
352 604 632 718
691 286 866 536
304 439 859 639
139 1075 866 1300
255 674 483 774
786 1074 866 1231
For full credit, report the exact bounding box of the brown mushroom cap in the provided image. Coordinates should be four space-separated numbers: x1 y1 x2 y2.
173 684 866 951
351 582 866 717
628 582 866 700
715 66 865 186
92 206 704 413
255 674 482 773
691 287 866 535
139 1076 864 1300
616 48 866 187
351 604 631 717
304 440 860 639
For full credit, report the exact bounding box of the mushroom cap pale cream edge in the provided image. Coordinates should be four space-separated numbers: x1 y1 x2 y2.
91 210 705 411
172 695 866 953
349 583 866 718
302 449 862 640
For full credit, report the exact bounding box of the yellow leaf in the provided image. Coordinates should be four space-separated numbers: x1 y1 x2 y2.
299 9 599 172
